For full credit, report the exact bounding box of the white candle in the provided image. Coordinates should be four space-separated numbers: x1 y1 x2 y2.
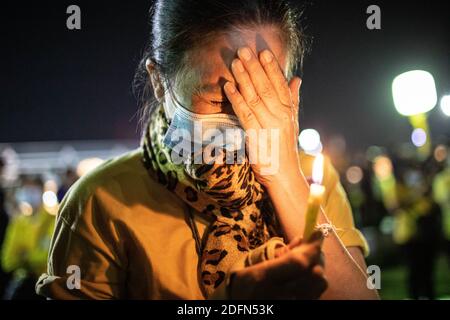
303 153 325 240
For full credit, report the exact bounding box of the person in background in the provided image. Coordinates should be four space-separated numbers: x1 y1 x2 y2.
393 165 441 300
57 168 78 203
1 176 55 300
432 152 450 265
0 157 10 298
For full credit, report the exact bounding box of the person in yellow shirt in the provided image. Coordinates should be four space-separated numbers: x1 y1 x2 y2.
2 177 55 300
36 0 377 300
390 165 441 300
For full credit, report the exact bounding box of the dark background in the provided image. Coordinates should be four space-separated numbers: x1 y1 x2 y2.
1 0 449 152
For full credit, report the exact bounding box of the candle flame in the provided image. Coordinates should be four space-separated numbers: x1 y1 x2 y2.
312 153 324 185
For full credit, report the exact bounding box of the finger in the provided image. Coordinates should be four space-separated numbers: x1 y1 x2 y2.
287 236 303 250
303 237 325 266
258 251 309 283
274 245 290 258
224 81 261 132
290 241 322 269
230 59 273 126
237 47 279 111
289 77 302 112
273 236 304 258
312 264 325 278
257 239 322 283
259 50 291 108
305 230 324 245
289 77 302 137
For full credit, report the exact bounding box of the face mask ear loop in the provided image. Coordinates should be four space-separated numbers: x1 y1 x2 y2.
165 77 192 118
160 77 181 122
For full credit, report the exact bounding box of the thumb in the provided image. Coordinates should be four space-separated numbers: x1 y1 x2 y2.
288 235 303 250
305 230 325 246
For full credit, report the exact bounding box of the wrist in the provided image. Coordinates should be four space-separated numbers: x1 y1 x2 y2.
264 168 308 193
263 169 310 242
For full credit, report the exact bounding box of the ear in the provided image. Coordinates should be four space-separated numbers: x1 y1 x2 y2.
146 59 165 102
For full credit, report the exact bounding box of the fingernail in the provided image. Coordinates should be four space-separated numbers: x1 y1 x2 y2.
262 50 273 63
225 82 236 93
239 47 252 61
233 59 245 73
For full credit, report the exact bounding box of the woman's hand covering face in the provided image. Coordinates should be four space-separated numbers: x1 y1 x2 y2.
223 47 302 187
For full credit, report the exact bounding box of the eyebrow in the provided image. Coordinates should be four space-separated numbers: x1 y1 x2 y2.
198 83 220 92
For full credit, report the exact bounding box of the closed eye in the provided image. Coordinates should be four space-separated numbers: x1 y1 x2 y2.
210 100 231 107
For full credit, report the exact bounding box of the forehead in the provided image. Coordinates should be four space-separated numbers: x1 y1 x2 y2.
187 26 288 96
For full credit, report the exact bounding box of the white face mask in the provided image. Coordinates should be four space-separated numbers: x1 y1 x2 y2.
162 91 245 156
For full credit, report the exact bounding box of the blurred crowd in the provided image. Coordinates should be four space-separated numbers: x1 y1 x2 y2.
0 140 449 300
334 140 450 299
0 162 78 300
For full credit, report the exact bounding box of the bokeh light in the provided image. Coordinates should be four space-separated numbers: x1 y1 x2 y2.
346 166 364 184
44 180 58 193
411 128 427 147
76 158 104 177
42 191 58 208
299 129 322 155
392 70 437 116
373 155 393 180
434 144 448 162
440 95 450 116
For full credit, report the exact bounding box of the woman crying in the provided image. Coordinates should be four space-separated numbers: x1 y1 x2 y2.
36 0 379 300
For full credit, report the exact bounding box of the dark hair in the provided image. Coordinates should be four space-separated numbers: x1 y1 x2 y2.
19 175 44 188
133 0 308 132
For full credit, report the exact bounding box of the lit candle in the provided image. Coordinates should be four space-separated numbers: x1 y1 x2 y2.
303 153 326 241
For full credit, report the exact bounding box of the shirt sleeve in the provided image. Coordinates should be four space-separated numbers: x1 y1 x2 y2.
36 185 128 300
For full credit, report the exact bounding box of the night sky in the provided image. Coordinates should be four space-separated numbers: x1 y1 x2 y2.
1 0 449 153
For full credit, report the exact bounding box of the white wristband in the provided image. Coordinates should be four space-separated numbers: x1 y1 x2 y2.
314 223 339 237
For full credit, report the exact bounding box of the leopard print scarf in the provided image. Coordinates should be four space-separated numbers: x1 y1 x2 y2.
141 103 281 298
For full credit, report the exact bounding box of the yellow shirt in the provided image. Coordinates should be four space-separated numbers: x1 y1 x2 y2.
36 148 368 299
